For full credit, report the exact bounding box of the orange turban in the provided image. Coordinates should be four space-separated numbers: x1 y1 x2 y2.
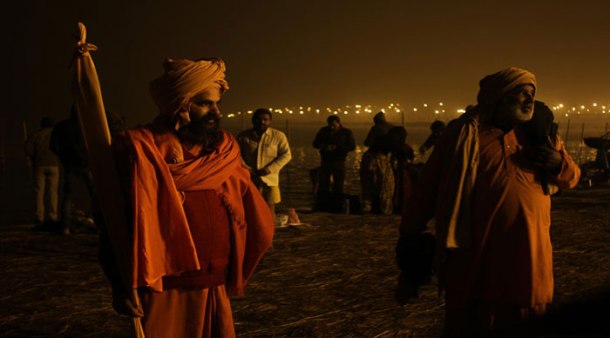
149 57 229 129
476 67 536 107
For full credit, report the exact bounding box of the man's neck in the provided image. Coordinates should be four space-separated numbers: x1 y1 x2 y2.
254 128 266 137
490 121 516 133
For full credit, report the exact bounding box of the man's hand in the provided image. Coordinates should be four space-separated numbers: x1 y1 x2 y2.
112 290 144 317
525 139 562 171
395 272 420 306
325 144 337 151
255 168 271 176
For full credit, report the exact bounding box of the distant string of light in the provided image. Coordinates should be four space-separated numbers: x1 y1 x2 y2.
224 102 610 119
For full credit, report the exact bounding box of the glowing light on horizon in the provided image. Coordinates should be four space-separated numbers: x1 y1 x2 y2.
227 100 610 119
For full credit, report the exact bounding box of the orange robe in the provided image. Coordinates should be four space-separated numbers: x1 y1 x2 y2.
401 122 580 328
121 127 274 294
108 126 274 337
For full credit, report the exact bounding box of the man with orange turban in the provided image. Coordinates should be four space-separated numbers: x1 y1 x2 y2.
100 57 274 337
396 67 580 336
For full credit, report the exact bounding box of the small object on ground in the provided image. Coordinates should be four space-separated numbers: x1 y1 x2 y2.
277 214 289 228
288 208 301 224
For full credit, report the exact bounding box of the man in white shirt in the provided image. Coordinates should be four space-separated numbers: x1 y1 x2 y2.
237 108 292 224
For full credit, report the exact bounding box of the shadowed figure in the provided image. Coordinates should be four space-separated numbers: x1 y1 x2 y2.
419 120 446 158
50 106 96 235
312 115 355 212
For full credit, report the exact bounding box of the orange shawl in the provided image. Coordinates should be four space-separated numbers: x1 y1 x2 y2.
123 128 274 295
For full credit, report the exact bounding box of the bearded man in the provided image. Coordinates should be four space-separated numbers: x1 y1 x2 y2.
396 67 580 336
100 57 274 338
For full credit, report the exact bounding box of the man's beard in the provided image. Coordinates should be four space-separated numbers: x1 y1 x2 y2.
494 102 534 129
176 114 223 152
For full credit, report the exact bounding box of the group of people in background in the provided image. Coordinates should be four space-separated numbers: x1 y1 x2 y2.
311 111 444 215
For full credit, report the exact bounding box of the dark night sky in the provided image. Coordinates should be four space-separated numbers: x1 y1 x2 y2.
4 0 610 127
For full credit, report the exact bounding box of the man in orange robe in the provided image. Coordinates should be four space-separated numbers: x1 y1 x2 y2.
396 67 580 336
100 57 274 337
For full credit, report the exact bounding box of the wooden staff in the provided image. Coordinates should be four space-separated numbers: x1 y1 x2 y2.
70 22 144 338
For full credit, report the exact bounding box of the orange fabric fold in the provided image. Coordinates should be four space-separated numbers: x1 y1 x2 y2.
124 128 274 295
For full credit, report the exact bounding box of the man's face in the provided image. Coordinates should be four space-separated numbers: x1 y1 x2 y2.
177 85 223 146
494 84 535 127
328 120 341 131
253 113 272 132
188 85 222 129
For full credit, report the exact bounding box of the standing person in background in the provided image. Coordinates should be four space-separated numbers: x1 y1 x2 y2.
237 108 292 225
396 67 580 336
25 116 60 229
312 115 355 210
50 106 96 235
360 111 396 214
386 126 415 214
364 111 394 149
102 57 274 337
418 120 446 158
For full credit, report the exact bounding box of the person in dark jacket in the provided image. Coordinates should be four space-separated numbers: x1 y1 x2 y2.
364 111 394 151
50 105 96 235
312 115 355 207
